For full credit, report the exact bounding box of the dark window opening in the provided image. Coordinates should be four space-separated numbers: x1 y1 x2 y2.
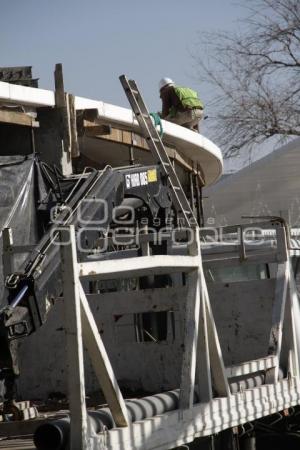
113 311 176 344
134 311 175 342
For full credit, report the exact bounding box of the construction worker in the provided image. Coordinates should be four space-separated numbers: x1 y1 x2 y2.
159 78 204 131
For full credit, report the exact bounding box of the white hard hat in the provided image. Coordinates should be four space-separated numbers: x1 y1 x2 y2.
159 77 174 91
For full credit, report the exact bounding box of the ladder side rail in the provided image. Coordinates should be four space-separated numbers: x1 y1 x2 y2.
126 78 195 214
119 75 197 227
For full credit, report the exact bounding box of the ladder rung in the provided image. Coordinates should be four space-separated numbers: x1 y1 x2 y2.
131 89 139 95
174 186 181 190
146 136 160 143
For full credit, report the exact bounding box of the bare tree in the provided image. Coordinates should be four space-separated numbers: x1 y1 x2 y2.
196 0 300 157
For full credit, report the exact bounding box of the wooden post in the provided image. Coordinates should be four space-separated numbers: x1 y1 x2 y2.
68 93 80 158
54 63 74 172
179 268 200 410
196 284 213 403
54 63 66 108
0 110 39 127
266 261 289 383
61 226 89 450
285 263 300 378
203 280 231 397
179 229 203 409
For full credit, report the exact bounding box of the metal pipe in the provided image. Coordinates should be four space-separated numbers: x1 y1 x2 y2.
230 373 265 394
34 373 272 449
9 284 29 308
34 411 114 450
34 390 184 450
34 417 70 450
126 389 182 422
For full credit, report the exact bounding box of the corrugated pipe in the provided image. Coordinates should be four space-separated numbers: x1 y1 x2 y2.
34 372 271 450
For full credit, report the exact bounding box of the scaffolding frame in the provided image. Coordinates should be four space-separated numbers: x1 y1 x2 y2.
57 221 300 450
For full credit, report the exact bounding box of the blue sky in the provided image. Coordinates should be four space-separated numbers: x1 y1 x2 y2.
1 0 247 113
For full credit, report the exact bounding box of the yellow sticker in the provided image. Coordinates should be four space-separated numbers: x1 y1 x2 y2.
147 169 157 183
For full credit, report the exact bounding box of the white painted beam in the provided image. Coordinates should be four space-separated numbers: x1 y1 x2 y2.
79 285 129 427
94 378 300 450
0 81 55 107
226 356 278 378
0 80 223 186
78 255 199 280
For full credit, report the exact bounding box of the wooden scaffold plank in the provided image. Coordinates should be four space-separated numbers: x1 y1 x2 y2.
0 109 39 127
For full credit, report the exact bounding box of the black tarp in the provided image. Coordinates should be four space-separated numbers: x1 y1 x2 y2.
0 155 39 307
0 154 81 309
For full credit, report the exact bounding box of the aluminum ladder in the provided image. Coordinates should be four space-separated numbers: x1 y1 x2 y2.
119 75 197 228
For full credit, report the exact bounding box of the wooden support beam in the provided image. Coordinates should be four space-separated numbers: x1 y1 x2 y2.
54 63 72 161
82 120 111 137
79 284 129 427
179 223 230 407
60 226 89 450
202 271 230 397
287 265 300 378
179 231 211 409
54 63 66 108
196 287 213 403
179 268 200 410
281 292 297 377
68 94 80 157
266 261 289 383
0 109 39 127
